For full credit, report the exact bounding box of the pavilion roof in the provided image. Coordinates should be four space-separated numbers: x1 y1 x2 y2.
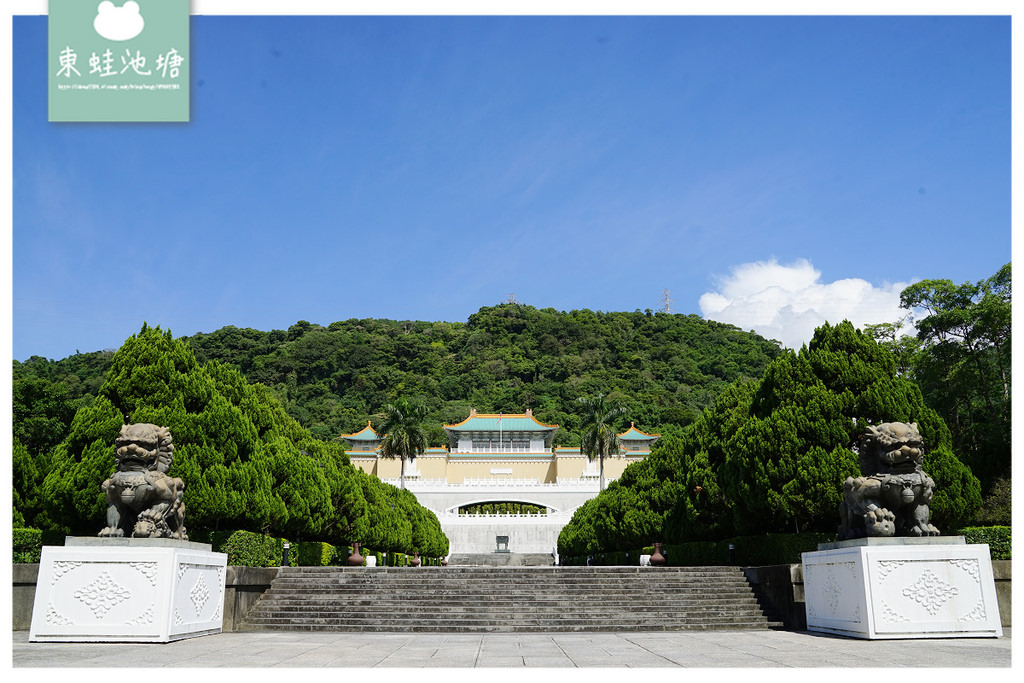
339 421 379 441
618 423 661 440
444 410 558 432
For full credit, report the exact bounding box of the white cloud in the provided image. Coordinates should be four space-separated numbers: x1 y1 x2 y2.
699 258 908 348
93 1 145 42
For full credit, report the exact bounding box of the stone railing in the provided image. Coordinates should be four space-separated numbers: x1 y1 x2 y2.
441 511 556 518
380 477 613 490
461 477 540 487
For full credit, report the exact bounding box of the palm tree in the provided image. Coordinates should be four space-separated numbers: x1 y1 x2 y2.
577 394 627 492
379 398 429 490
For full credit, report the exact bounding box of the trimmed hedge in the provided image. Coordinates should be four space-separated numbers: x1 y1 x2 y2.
624 533 835 566
13 528 42 563
12 528 67 563
204 530 292 567
10 526 436 568
958 526 1011 560
564 529 1014 566
295 541 335 567
563 532 835 566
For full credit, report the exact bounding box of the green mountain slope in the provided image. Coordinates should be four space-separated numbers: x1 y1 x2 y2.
184 305 783 442
16 305 782 446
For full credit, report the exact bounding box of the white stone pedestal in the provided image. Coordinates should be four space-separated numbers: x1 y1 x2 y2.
29 537 227 642
802 537 1002 639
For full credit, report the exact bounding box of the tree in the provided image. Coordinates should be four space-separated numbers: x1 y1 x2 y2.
898 264 1011 492
559 320 982 555
41 326 358 542
378 398 429 490
576 394 627 492
13 377 76 459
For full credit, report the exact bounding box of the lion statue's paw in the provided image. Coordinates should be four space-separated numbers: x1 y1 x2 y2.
864 508 896 537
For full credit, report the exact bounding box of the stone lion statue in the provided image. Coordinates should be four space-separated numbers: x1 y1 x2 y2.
838 422 939 540
99 423 188 540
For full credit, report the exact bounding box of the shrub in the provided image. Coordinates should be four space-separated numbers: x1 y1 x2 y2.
205 530 291 566
296 541 335 566
973 478 1011 526
958 526 1011 560
724 532 836 566
662 541 724 566
632 532 836 567
13 528 42 563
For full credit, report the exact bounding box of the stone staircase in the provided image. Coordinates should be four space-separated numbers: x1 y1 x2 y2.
239 566 784 632
447 552 554 566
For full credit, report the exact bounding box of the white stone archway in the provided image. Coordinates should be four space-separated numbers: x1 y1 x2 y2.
386 479 600 555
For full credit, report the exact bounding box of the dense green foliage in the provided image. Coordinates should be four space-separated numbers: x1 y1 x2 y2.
971 476 1011 526
13 307 781 529
13 528 43 563
558 321 983 556
182 305 783 442
871 264 1011 503
200 530 293 567
561 532 836 566
295 540 338 566
957 526 1011 560
25 324 447 559
13 306 778 549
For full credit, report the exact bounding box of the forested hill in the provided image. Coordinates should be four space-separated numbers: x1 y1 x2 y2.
15 305 783 445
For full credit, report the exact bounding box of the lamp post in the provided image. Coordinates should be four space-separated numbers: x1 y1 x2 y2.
282 542 290 567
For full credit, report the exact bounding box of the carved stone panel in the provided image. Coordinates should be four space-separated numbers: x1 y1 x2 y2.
29 541 227 643
803 541 1002 639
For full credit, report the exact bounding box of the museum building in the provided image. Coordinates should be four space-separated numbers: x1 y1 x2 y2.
342 409 659 557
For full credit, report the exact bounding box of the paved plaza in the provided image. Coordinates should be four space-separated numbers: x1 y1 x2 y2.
11 628 1012 668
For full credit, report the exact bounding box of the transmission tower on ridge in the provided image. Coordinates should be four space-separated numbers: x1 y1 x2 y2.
661 289 673 314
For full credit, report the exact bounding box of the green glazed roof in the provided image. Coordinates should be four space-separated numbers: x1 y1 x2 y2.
444 413 557 432
340 422 379 441
618 424 660 441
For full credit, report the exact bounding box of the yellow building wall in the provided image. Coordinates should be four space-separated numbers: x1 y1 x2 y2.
350 452 648 484
554 454 644 480
414 456 449 479
555 455 587 478
445 459 553 483
349 457 377 476
602 456 640 479
543 459 557 483
371 457 403 479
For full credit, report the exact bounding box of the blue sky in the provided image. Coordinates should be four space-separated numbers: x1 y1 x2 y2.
12 13 1011 360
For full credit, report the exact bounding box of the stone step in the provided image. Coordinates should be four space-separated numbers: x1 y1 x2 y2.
241 614 774 626
447 553 555 566
278 565 739 572
249 599 765 613
265 581 752 590
240 565 779 633
263 588 754 598
258 590 761 599
269 575 740 582
264 581 752 591
266 574 749 585
261 592 755 603
240 618 783 632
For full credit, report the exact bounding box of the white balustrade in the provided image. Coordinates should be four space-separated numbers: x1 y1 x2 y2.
380 476 612 490
461 477 540 487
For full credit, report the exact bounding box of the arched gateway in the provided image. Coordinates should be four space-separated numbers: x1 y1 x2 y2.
343 409 658 556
